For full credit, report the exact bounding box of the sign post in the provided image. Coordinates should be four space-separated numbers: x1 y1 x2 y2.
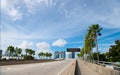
67 48 80 58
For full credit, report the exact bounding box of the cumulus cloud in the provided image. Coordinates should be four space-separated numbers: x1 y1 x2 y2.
52 39 67 47
18 41 34 49
36 42 50 52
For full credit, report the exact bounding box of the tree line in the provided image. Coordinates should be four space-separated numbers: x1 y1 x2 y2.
77 24 120 62
2 46 52 60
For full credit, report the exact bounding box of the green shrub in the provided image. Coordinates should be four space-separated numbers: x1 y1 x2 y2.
24 55 34 60
2 58 7 61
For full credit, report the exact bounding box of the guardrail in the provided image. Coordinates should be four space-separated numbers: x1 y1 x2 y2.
84 60 120 71
80 59 120 75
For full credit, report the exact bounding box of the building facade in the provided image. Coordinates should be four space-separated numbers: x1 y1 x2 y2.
54 51 65 59
0 50 2 59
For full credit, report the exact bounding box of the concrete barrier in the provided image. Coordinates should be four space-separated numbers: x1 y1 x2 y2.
79 59 120 75
58 59 76 75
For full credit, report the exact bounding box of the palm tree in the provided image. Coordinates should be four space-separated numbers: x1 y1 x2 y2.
21 54 24 59
25 48 35 56
84 33 94 61
88 24 102 61
45 52 49 59
38 52 44 59
48 53 52 59
25 48 30 56
15 47 22 60
7 46 15 59
25 48 35 60
29 50 35 56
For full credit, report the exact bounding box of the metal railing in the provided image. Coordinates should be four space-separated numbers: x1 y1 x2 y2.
85 60 120 71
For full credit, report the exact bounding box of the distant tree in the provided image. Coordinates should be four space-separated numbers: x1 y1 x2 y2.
25 49 34 55
21 54 24 59
38 52 52 59
48 53 52 59
79 49 84 57
45 52 49 59
29 50 35 56
25 48 30 55
93 52 107 61
24 48 35 60
77 53 81 57
7 46 15 59
38 52 44 59
15 47 22 60
106 40 120 62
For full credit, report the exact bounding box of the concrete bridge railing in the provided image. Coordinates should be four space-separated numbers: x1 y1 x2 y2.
80 59 120 75
58 59 76 75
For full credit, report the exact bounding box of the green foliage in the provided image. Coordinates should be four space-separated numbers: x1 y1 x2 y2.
45 52 49 58
0 56 2 60
20 48 35 60
38 52 52 59
16 47 22 55
77 53 81 57
77 48 85 58
7 46 15 54
15 47 22 59
38 52 44 59
24 55 34 60
7 46 15 58
83 24 102 61
25 48 35 56
2 58 7 61
106 40 120 62
48 53 52 58
93 52 108 61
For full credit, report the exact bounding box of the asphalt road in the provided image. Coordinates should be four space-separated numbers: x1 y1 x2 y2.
0 59 74 75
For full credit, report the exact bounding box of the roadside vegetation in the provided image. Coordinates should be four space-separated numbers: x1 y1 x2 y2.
77 24 120 63
1 46 52 60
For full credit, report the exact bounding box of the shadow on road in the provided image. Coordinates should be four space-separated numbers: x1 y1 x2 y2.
75 60 81 75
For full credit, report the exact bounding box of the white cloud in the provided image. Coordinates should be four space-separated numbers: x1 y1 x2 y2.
56 0 120 29
6 7 23 21
52 39 67 47
36 42 50 52
24 0 55 13
99 48 109 53
1 0 23 21
1 0 16 9
18 41 34 49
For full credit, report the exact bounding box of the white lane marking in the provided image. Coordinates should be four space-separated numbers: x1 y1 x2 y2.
6 67 17 70
7 67 12 70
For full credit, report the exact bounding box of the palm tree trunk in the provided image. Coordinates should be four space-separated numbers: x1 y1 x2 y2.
83 47 85 61
96 36 99 62
90 50 92 62
18 55 19 60
12 53 13 59
91 50 94 63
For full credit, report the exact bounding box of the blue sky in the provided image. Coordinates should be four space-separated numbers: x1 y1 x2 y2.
1 0 120 57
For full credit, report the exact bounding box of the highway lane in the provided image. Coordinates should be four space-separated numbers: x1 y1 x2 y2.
0 59 74 75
